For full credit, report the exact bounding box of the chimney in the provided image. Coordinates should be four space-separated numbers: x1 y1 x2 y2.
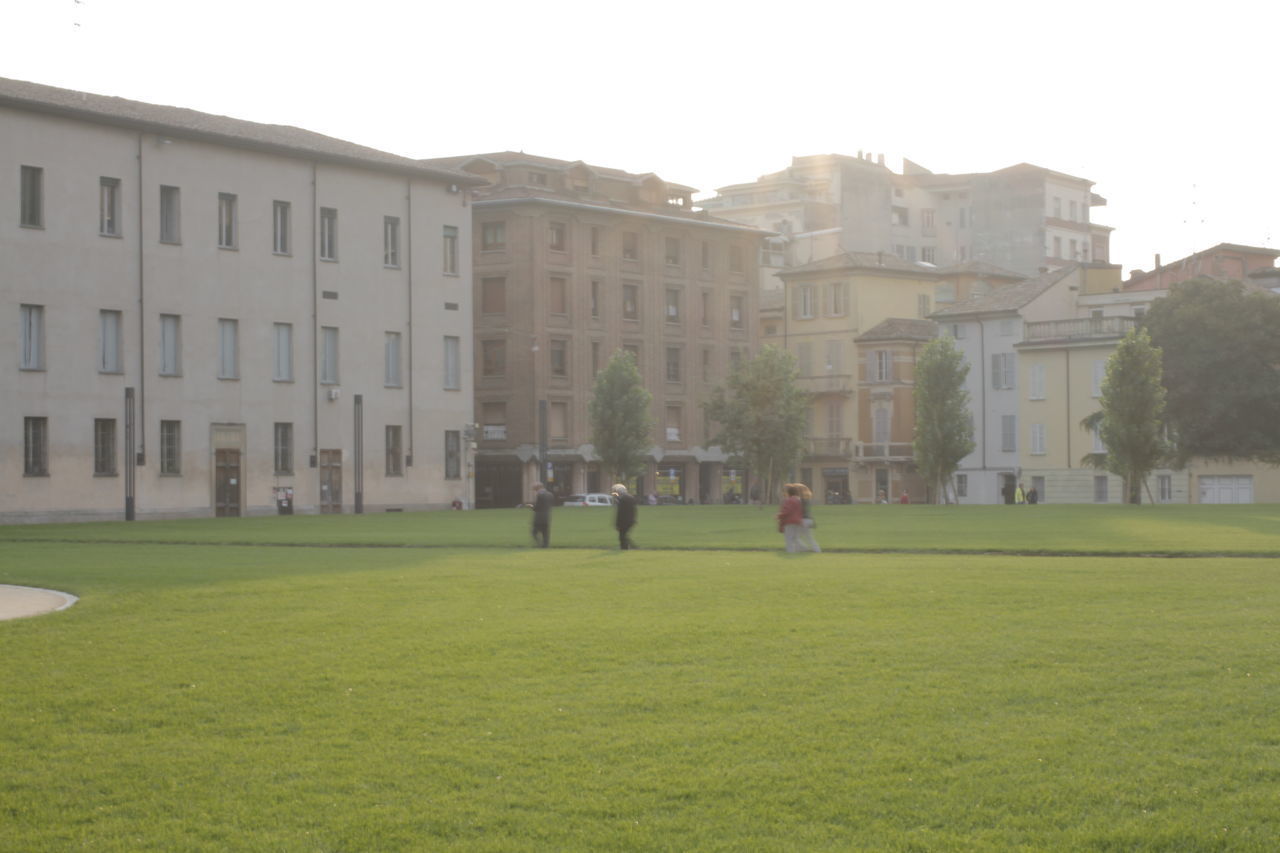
1154 253 1162 269
877 153 885 166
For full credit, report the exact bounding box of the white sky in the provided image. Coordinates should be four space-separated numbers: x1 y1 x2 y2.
6 0 1276 274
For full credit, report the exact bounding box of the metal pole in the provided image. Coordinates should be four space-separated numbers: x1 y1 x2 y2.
354 393 364 514
124 387 136 521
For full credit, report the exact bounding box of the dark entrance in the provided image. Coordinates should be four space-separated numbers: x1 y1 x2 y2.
476 457 523 509
319 449 343 514
214 449 241 517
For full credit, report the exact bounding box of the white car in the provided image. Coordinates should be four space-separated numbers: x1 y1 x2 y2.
562 493 615 507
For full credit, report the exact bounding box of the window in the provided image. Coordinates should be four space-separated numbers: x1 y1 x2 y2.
825 339 842 373
701 241 711 270
444 336 461 390
217 318 238 379
444 430 461 479
1053 197 1062 218
665 406 682 442
665 237 681 266
826 282 847 317
826 399 843 436
549 276 568 315
589 226 602 256
548 221 567 252
892 206 909 226
24 417 48 476
873 408 890 443
1158 474 1172 503
1092 424 1106 453
591 341 602 376
917 294 931 318
160 314 182 376
590 280 601 319
1070 239 1078 260
1052 236 1062 258
701 291 711 327
320 326 339 384
20 304 44 370
622 231 639 261
20 166 43 227
729 245 743 273
274 422 294 474
160 420 181 475
99 177 121 236
1069 200 1078 221
1094 475 1109 503
385 332 402 387
481 277 506 315
666 289 681 323
991 353 1016 390
956 473 968 498
549 402 568 440
729 295 744 329
1030 423 1046 455
950 323 967 340
797 342 813 376
729 347 741 369
874 350 893 382
623 344 640 370
442 225 458 274
93 418 117 476
481 221 506 251
550 339 568 377
702 348 712 382
384 216 400 267
386 425 404 476
482 339 505 376
272 200 290 254
1092 359 1107 397
795 285 815 319
1029 364 1046 400
1001 415 1017 452
99 310 122 373
217 193 237 248
666 346 681 382
529 172 548 186
921 208 935 235
482 403 506 440
319 207 338 260
272 322 292 381
160 186 181 244
623 283 639 321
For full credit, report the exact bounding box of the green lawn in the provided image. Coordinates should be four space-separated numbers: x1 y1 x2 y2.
3 507 1279 850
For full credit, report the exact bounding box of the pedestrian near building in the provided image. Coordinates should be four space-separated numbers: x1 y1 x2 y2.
612 483 638 550
1015 481 1026 505
794 483 821 553
777 484 811 553
530 482 554 547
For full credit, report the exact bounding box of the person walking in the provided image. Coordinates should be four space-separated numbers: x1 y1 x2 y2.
612 483 638 550
777 484 808 553
530 482 554 547
1015 481 1027 505
794 483 821 552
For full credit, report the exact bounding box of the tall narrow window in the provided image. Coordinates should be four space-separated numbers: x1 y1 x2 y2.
548 221 567 252
665 406 682 442
875 350 893 382
99 178 121 236
217 319 238 379
99 310 122 373
384 216 400 267
481 221 505 251
20 166 44 227
592 341 602 376
825 339 842 373
160 186 181 244
589 226 602 256
385 425 404 476
20 304 45 370
217 193 237 248
93 418 117 476
549 276 568 315
444 336 461 390
272 200 291 254
159 314 181 376
442 225 458 274
622 283 639 321
444 430 461 479
873 408 890 443
666 346 682 382
622 231 638 261
729 245 743 273
384 332 403 387
549 402 568 439
481 277 506 314
665 289 681 323
590 280 601 319
1029 364 1046 400
273 322 292 381
24 417 49 476
729 295 744 329
701 291 711 327
482 339 505 377
1001 415 1017 452
160 420 181 475
1030 423 1046 455
550 339 568 377
319 207 338 260
1092 359 1107 397
665 237 681 266
321 326 339 384
798 342 813 376
274 422 294 475
701 241 711 271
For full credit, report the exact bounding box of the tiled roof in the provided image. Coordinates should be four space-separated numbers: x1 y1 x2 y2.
856 318 938 342
422 151 698 193
0 76 482 185
932 260 1026 280
783 251 940 276
931 265 1077 317
471 185 766 231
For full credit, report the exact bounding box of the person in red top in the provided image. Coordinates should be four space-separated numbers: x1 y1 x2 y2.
777 484 807 552
899 490 910 504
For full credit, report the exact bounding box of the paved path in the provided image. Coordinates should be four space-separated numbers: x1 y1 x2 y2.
0 585 78 621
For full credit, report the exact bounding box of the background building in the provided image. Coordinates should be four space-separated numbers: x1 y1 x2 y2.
4 77 481 522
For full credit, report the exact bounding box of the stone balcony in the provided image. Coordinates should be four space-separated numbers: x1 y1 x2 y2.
807 437 853 458
798 372 855 395
1023 316 1135 342
855 442 915 461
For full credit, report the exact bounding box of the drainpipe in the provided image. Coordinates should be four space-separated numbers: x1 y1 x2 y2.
1065 349 1072 469
406 179 414 467
135 133 147 467
310 162 319 470
978 319 987 472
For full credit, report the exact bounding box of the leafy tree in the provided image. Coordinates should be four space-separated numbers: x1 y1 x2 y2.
704 345 809 504
1142 278 1280 465
1079 327 1168 504
588 349 654 484
912 335 975 504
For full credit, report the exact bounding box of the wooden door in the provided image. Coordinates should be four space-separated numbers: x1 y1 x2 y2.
215 449 241 517
319 449 342 514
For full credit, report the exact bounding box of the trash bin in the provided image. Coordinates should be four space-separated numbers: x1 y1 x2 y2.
274 486 294 515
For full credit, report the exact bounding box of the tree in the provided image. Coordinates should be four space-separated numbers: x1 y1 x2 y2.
703 345 809 504
588 349 654 485
1079 327 1168 504
912 335 975 504
1142 277 1280 465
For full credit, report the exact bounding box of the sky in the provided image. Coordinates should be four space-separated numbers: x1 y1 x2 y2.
6 0 1276 275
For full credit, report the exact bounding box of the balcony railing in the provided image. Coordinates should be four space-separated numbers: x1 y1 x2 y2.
482 424 507 441
808 437 852 458
798 373 854 394
1024 316 1135 342
855 441 915 461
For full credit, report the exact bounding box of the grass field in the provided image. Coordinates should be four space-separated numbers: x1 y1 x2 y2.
3 505 1279 851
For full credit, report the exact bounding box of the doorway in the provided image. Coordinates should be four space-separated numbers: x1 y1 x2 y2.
214 449 241 517
319 449 343 514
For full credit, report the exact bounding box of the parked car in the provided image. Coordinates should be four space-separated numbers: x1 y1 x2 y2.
561 493 615 507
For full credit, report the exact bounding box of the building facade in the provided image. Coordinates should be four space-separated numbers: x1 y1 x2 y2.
424 153 764 507
4 77 481 522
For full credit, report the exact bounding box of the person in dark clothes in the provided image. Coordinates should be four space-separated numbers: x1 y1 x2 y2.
612 483 638 550
530 482 553 547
